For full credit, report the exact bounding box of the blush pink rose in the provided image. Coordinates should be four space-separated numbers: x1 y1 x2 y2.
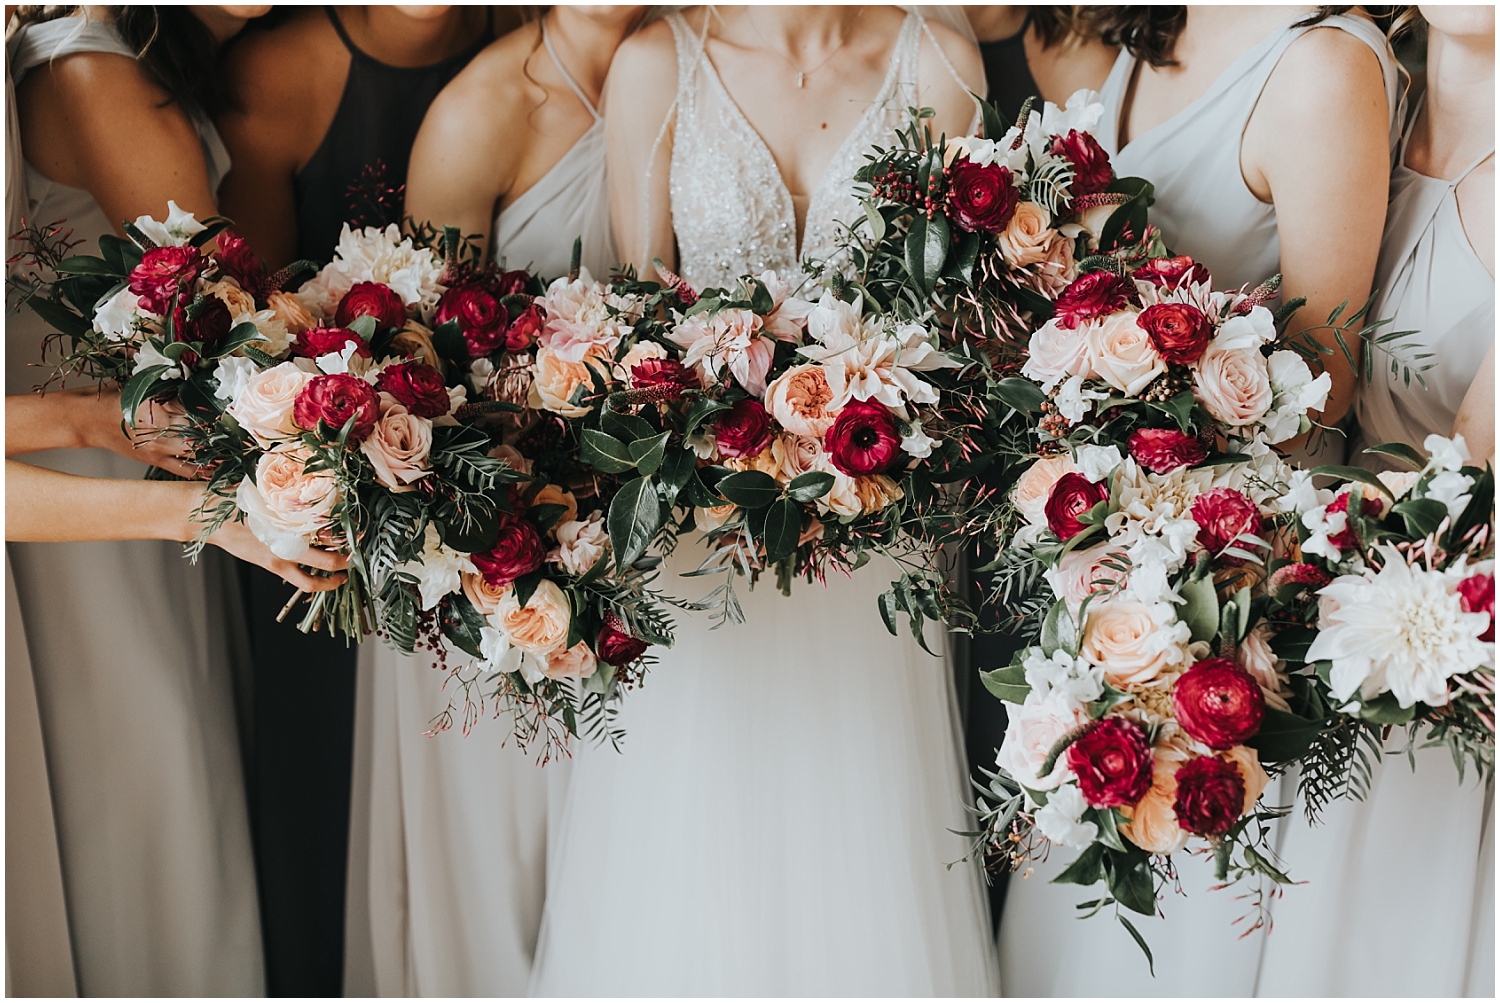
358 404 433 492
1021 317 1094 390
997 202 1053 268
1081 599 1184 688
494 579 571 653
1046 543 1128 608
544 640 598 680
227 361 315 447
994 695 1085 790
1011 454 1078 526
1087 310 1166 396
1193 343 1272 427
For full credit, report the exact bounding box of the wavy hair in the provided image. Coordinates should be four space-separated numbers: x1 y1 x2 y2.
1073 6 1358 67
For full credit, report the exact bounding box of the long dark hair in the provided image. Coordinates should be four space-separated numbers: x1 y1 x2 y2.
1074 6 1357 67
13 5 234 115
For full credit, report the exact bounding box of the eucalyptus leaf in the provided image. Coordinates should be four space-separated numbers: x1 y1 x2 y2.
1039 601 1077 657
1178 573 1220 644
979 662 1031 703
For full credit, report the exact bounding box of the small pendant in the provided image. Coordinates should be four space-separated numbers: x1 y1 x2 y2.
796 71 804 88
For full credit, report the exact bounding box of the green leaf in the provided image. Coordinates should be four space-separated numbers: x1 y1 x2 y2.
607 475 665 572
1362 441 1426 471
346 314 379 341
1311 464 1395 498
1147 390 1197 433
1269 626 1317 663
529 503 569 535
748 277 774 315
785 471 835 503
580 429 638 474
438 506 499 554
1357 691 1418 725
206 321 269 360
1040 601 1077 657
1117 915 1155 976
1099 177 1154 252
54 255 120 276
861 199 887 244
683 396 731 435
904 214 929 292
920 211 950 293
120 366 171 423
1178 573 1220 644
431 318 468 363
979 661 1031 704
878 589 901 637
1246 707 1323 764
512 570 543 609
1091 806 1127 852
761 498 801 564
25 296 91 338
439 593 488 658
716 470 780 508
994 377 1047 414
1391 497 1448 538
601 406 657 443
1104 848 1156 916
1052 843 1106 887
628 431 670 477
657 447 697 504
1086 681 1132 719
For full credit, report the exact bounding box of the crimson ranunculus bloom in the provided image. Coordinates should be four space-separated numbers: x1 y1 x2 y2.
335 281 406 331
1132 255 1211 289
294 373 381 440
1045 472 1108 540
504 303 546 352
1137 302 1212 365
631 357 700 400
293 325 372 360
216 229 267 297
436 281 509 358
496 269 532 297
597 622 649 666
825 400 902 476
1265 562 1333 598
173 295 233 348
1128 427 1207 474
946 158 1019 234
714 399 774 458
1191 487 1264 564
1051 129 1112 195
1458 573 1496 643
1173 658 1265 750
1066 717 1154 808
1172 755 1247 836
129 245 204 315
375 361 450 418
1052 270 1136 330
470 512 546 588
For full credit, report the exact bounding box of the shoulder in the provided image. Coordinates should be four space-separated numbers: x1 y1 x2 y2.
424 26 540 141
15 40 191 139
612 18 680 82
222 10 343 112
1271 20 1389 106
916 14 986 96
603 18 681 120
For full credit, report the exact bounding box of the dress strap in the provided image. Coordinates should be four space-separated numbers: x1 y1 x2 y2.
915 16 982 134
542 20 600 121
1451 147 1496 187
324 6 361 56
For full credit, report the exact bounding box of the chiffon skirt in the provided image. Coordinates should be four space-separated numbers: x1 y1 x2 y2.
528 550 1000 996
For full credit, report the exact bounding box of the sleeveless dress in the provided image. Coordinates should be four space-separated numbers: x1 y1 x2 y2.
5 17 263 997
527 14 999 996
998 16 1403 996
1254 105 1496 998
343 30 614 997
979 14 1040 123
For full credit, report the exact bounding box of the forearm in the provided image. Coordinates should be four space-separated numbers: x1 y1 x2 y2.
6 460 198 542
5 390 117 456
1452 342 1495 462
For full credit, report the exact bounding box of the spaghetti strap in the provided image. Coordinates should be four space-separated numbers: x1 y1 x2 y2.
1452 147 1495 187
542 22 600 121
325 6 358 54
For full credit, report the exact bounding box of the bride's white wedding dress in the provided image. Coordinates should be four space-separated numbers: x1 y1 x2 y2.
527 12 999 996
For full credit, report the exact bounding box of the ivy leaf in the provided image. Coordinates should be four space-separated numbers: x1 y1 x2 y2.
994 377 1047 414
785 471 835 503
580 429 638 474
683 396 730 435
608 475 665 572
761 498 801 564
716 470 780 508
628 431 671 477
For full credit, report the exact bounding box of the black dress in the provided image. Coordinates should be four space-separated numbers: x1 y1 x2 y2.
241 7 493 996
979 15 1042 124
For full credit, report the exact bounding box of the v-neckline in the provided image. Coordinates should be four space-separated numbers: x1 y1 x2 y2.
688 12 911 258
1111 15 1296 155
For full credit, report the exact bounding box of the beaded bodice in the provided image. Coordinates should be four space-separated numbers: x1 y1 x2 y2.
664 12 925 290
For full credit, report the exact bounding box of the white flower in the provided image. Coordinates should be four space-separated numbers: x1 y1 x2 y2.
1074 444 1123 483
236 308 292 358
1278 469 1333 517
753 270 814 341
551 511 610 577
468 357 496 394
995 691 1084 791
212 355 259 402
1426 470 1475 520
1262 350 1331 444
1054 374 1108 422
685 429 716 460
670 308 775 396
434 384 467 428
1034 784 1098 849
799 293 958 415
296 224 444 322
397 524 471 611
539 270 631 362
900 420 939 459
1022 647 1105 709
132 200 205 246
315 341 369 377
1377 469 1421 500
1300 503 1349 563
1308 545 1493 707
131 340 182 380
1424 433 1471 473
1212 306 1278 352
477 625 551 684
94 287 149 342
1040 89 1104 139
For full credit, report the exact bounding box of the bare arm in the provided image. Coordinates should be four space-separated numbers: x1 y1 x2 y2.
604 24 680 277
7 390 198 477
916 19 990 141
1243 28 1392 428
5 461 347 590
15 51 217 232
1452 340 1495 463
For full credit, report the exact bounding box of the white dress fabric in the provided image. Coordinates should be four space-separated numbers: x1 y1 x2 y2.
342 30 610 997
1255 106 1496 998
527 13 999 996
999 16 1402 997
4 17 262 997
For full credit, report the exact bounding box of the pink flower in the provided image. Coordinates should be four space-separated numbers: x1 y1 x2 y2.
1045 472 1108 541
1193 343 1272 427
336 281 407 331
129 245 204 314
1128 427 1207 474
1192 487 1265 565
293 373 381 441
1457 573 1495 643
946 158 1019 233
1020 317 1094 391
358 404 433 492
825 400 901 476
714 399 774 458
1053 271 1136 331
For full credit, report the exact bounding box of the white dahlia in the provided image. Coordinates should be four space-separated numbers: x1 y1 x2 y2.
296 224 445 322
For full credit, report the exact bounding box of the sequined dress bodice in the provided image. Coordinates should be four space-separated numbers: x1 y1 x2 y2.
665 12 926 289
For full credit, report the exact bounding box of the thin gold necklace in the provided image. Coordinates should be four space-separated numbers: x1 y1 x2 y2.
746 8 861 88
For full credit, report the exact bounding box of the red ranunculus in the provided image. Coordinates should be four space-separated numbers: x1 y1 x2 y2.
825 400 902 476
597 622 649 666
129 245 205 315
335 281 406 331
1051 129 1112 195
375 361 450 418
1173 658 1265 750
1458 573 1496 643
1066 717 1154 808
293 373 381 440
1128 427 1207 474
172 295 233 348
1133 255 1211 289
1052 270 1136 330
496 269 532 297
1265 562 1333 599
1137 302 1212 365
470 512 547 588
1172 755 1247 836
1045 472 1109 540
714 398 774 458
504 303 546 352
1192 487 1265 564
216 229 268 298
946 158 1019 233
436 281 509 358
631 357 700 400
293 325 372 360
1324 490 1382 553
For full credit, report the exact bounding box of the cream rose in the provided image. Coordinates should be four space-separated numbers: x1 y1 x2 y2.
1238 623 1291 711
1087 310 1165 396
1031 231 1077 298
1045 543 1127 609
1081 599 1182 688
1119 748 1191 854
545 640 598 680
725 446 781 480
764 363 839 437
204 278 256 318
493 579 571 653
531 484 579 527
1012 454 1078 526
359 404 432 492
998 201 1053 268
462 571 506 615
267 291 316 335
552 511 609 576
994 694 1084 791
227 361 315 446
821 463 903 517
1194 343 1272 427
770 433 823 485
236 450 340 560
1021 317 1094 391
529 345 606 418
695 504 736 531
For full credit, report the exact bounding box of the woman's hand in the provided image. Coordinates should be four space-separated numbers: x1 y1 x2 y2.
115 396 202 478
205 519 350 593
